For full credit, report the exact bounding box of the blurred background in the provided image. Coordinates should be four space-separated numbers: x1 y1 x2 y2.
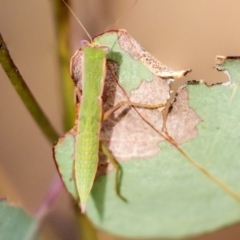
1 0 240 239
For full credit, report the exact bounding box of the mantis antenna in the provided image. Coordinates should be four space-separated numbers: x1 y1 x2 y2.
104 0 138 31
62 0 92 42
62 0 138 41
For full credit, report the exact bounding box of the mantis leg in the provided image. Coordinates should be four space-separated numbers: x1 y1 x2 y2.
103 101 166 120
99 141 127 202
101 101 165 201
74 86 82 102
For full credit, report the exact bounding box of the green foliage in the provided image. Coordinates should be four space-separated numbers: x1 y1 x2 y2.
54 31 240 239
94 32 153 93
0 200 39 240
87 57 240 238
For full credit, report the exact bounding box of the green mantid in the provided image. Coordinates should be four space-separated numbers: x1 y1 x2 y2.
54 2 191 213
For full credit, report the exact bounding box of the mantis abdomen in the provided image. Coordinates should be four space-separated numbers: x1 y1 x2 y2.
74 44 108 212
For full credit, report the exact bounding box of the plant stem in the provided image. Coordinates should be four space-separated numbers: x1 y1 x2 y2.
52 0 75 131
0 33 59 143
51 1 97 240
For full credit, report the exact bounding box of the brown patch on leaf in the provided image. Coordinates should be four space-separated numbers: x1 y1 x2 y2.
69 30 194 177
117 29 191 79
215 55 227 65
70 49 83 90
166 86 201 144
117 29 142 60
100 61 168 163
216 55 240 66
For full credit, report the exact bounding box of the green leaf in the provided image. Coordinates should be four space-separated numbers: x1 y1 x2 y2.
54 132 78 202
86 56 240 238
0 200 39 240
54 30 240 239
94 30 153 93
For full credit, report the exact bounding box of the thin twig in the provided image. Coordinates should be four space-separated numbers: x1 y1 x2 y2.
35 176 63 220
0 33 59 143
52 0 75 131
51 1 97 240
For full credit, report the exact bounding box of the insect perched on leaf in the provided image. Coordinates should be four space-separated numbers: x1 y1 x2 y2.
53 2 191 214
